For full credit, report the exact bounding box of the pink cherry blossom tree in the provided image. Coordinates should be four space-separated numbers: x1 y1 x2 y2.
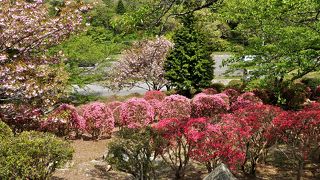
107 36 173 91
0 0 89 130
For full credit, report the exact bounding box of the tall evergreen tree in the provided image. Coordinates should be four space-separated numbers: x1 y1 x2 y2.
164 14 214 97
116 0 126 15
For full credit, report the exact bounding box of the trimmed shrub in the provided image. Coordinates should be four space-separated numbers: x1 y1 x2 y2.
209 83 225 93
106 127 158 179
159 95 191 121
0 120 13 141
0 131 73 179
226 79 244 92
120 98 154 129
230 92 263 111
41 104 85 139
79 102 115 139
107 101 123 127
144 91 166 101
201 88 218 95
223 88 240 104
191 93 228 118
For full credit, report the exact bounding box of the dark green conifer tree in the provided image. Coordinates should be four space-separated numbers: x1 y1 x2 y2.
164 14 214 97
116 0 126 15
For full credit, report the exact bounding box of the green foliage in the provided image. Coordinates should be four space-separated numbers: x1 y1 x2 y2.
106 127 158 179
0 130 73 179
164 14 214 96
226 79 244 92
0 121 13 141
209 82 225 93
116 0 126 15
221 0 320 88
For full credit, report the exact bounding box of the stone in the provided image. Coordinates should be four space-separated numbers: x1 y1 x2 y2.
203 163 237 180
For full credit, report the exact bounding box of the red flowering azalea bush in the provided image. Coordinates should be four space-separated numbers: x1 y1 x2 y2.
191 93 228 118
152 118 192 179
202 88 218 95
184 118 222 172
223 89 240 103
270 110 320 179
231 104 282 175
79 102 114 139
159 95 191 121
230 92 263 111
41 104 85 138
120 98 154 129
144 90 166 101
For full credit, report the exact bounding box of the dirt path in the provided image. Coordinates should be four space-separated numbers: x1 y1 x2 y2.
52 139 130 180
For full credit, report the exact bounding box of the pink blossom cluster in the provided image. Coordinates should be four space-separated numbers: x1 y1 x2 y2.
159 95 191 120
191 93 228 118
230 92 263 111
107 101 123 126
120 98 155 129
144 90 166 101
108 36 173 91
201 88 218 95
79 102 114 139
41 104 85 138
223 88 240 103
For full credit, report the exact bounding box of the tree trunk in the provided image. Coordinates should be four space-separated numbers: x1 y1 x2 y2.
297 160 304 180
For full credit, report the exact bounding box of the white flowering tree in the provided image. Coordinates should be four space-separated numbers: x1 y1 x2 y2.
107 36 173 91
0 0 89 131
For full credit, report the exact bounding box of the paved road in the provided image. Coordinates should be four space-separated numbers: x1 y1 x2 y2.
75 54 240 97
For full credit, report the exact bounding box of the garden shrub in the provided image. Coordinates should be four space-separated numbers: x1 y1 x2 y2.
231 105 282 175
144 90 166 101
230 92 263 111
226 79 244 92
120 98 154 129
270 110 320 180
252 89 273 104
0 131 73 179
107 101 123 126
201 88 218 95
106 127 158 179
301 77 320 99
209 83 225 93
191 93 228 118
152 118 192 179
281 83 309 110
41 104 85 139
79 102 114 139
159 95 191 121
223 88 240 104
0 120 13 140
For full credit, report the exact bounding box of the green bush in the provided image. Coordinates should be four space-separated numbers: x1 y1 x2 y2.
281 83 308 110
301 77 320 99
209 82 225 93
226 79 244 92
0 120 13 141
0 130 73 179
106 127 159 179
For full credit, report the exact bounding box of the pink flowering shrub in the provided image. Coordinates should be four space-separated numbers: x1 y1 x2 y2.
213 93 230 109
41 104 85 138
79 102 114 139
147 99 162 121
201 88 218 95
107 101 123 126
159 95 191 121
120 98 154 129
144 90 166 101
230 92 263 111
270 110 320 179
191 93 228 118
223 88 240 103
